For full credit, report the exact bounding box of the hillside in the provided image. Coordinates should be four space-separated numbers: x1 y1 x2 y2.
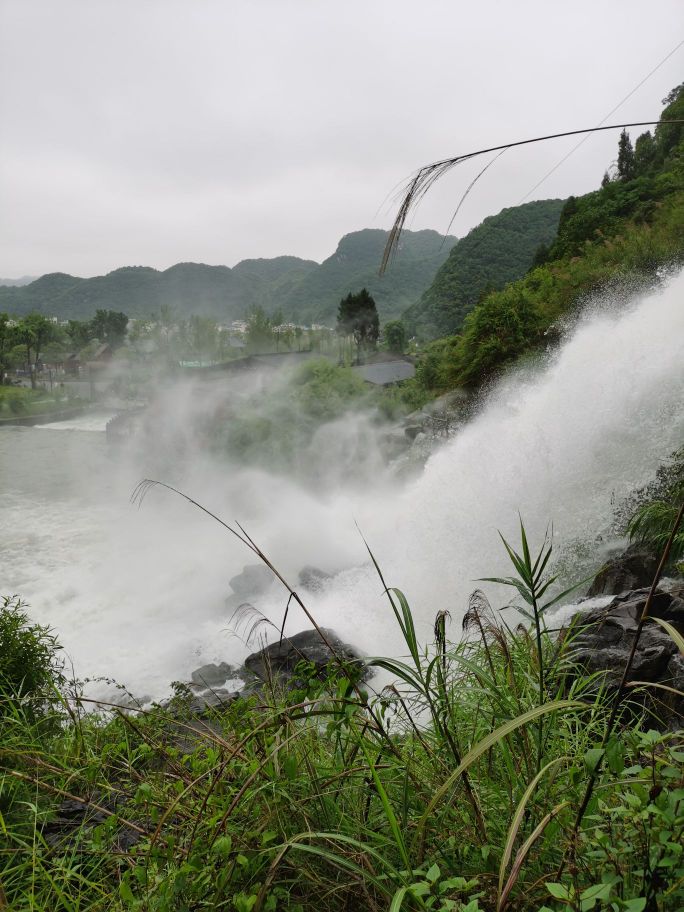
410 83 684 393
0 259 316 323
278 228 457 324
0 230 454 325
404 198 565 339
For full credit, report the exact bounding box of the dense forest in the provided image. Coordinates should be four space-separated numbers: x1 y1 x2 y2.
0 229 456 325
403 199 565 339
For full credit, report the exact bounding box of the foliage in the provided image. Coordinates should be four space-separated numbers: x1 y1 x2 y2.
13 313 56 387
0 312 12 382
408 85 684 394
404 199 565 339
337 288 380 357
0 595 62 719
210 358 390 480
627 448 684 570
280 228 457 325
384 319 408 353
0 229 455 325
617 129 636 182
89 309 129 349
1 524 682 911
246 306 277 353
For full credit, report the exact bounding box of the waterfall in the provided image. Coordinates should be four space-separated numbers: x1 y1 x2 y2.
2 270 683 700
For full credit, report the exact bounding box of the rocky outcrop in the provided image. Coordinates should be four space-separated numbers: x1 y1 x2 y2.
568 586 684 725
190 662 239 688
244 628 369 686
586 543 660 597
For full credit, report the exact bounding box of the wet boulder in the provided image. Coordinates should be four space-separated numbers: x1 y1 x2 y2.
567 586 684 725
587 543 659 597
190 661 240 688
244 627 370 686
227 564 276 608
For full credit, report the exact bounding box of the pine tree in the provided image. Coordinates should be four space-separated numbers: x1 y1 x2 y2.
336 289 379 362
617 129 636 181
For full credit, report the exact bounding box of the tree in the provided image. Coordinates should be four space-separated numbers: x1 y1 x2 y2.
383 319 407 354
634 131 656 175
66 319 92 349
187 315 218 364
246 306 274 353
0 313 11 383
616 129 636 181
336 288 379 362
89 310 128 349
15 314 55 388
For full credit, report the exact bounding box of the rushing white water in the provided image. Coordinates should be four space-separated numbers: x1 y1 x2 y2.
2 271 683 700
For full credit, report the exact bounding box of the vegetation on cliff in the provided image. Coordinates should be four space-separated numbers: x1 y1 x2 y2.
404 199 565 340
408 85 684 394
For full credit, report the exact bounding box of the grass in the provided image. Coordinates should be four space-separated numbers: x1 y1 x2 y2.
0 520 683 911
0 386 84 419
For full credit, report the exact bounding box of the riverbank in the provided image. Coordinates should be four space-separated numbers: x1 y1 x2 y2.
2 530 682 911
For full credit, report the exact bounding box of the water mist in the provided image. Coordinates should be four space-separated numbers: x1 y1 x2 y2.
1 270 683 700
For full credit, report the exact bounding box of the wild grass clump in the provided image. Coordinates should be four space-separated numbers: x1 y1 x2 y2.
1 519 682 911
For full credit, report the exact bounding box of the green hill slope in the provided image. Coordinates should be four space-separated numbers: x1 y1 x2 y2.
279 228 457 324
404 199 565 339
411 83 684 393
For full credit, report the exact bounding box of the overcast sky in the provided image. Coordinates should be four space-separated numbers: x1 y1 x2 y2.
1 1 682 278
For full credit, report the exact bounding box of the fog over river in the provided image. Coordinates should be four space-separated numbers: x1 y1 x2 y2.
2 271 684 702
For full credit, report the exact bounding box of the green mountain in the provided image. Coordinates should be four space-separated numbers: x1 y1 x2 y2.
0 230 454 325
278 228 457 324
0 260 318 323
404 199 565 339
411 83 684 392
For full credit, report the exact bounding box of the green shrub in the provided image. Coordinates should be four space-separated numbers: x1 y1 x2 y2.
0 595 62 714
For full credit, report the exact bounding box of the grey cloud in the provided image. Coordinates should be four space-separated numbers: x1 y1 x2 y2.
1 0 682 276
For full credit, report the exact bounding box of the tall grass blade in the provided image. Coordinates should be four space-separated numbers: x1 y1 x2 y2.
650 616 684 654
497 758 565 908
414 701 583 855
499 801 570 911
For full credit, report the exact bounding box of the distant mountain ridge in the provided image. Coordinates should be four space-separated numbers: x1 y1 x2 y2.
0 230 456 325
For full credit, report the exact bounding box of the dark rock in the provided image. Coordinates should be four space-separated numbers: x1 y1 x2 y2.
185 688 240 716
404 424 424 441
567 587 684 724
298 565 332 592
41 792 139 853
244 627 370 685
190 661 239 687
229 564 275 599
587 543 659 597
